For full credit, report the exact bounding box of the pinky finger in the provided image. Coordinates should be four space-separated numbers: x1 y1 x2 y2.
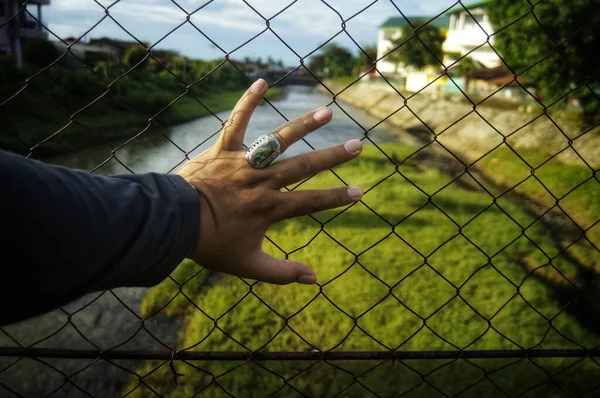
273 186 363 221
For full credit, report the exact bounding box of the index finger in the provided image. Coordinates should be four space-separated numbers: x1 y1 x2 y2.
219 79 268 151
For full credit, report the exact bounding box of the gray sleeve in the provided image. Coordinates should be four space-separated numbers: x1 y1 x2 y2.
0 151 200 325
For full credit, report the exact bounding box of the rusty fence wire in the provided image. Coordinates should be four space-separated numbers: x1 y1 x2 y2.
1 0 600 397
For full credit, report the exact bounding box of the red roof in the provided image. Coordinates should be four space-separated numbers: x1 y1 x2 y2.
467 65 526 87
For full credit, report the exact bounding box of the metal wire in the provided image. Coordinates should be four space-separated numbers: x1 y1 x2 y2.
1 0 600 397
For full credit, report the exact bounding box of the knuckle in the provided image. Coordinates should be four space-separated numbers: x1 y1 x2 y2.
239 168 258 184
332 144 347 159
311 193 324 211
273 132 289 153
337 188 346 204
225 117 243 130
251 188 275 212
271 170 286 185
302 114 318 130
296 154 313 174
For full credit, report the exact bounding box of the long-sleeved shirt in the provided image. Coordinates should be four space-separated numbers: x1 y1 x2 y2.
0 151 200 326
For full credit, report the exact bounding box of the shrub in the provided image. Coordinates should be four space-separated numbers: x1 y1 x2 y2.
21 37 61 68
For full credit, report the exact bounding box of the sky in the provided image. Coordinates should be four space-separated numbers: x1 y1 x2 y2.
41 0 458 66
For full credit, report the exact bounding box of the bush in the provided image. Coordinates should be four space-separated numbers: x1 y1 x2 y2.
0 54 22 101
123 45 149 69
21 37 61 68
121 87 177 115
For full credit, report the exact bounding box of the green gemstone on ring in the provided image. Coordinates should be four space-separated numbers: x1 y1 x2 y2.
245 135 281 168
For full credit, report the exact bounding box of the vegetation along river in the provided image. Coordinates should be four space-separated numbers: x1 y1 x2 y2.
0 86 411 398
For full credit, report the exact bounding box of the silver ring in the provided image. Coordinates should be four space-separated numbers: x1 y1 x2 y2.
245 134 282 169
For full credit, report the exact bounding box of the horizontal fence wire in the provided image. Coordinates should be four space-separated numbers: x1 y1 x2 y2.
3 348 600 361
1 0 600 397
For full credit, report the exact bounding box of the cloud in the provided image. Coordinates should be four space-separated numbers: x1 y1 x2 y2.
47 23 80 40
43 0 457 64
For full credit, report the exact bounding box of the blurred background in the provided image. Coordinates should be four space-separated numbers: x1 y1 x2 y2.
1 0 599 397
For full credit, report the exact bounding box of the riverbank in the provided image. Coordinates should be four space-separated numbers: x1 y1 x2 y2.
321 80 599 167
118 87 600 398
321 79 600 247
127 143 600 398
1 87 283 157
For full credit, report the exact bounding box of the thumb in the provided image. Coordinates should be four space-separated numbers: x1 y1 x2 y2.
245 251 317 285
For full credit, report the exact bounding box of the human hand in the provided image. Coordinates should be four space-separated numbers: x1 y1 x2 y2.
177 79 363 285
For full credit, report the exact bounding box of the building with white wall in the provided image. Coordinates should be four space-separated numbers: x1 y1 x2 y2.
0 0 50 68
442 0 501 68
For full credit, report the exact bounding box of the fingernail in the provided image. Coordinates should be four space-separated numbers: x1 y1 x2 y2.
313 107 332 124
250 79 267 94
344 139 363 154
297 275 317 285
347 186 363 201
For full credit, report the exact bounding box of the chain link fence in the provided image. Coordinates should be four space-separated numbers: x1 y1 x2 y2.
1 0 600 397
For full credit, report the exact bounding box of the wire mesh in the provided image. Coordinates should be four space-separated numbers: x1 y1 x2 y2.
1 0 600 397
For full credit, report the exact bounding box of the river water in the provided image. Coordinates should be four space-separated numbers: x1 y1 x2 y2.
0 86 412 398
51 85 409 175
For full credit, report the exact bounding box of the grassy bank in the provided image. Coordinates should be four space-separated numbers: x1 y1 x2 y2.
476 146 600 247
324 78 599 255
126 144 600 397
0 86 282 157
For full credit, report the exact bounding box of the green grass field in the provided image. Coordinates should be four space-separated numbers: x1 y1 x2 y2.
126 144 600 397
477 146 600 249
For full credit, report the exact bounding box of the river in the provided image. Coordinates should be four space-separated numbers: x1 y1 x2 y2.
0 86 413 398
50 85 413 175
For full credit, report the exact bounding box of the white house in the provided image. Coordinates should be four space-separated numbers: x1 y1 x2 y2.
442 0 501 68
0 0 50 68
376 15 450 75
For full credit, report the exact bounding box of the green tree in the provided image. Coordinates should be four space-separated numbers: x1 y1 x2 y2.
355 44 378 73
453 56 480 76
486 0 600 102
93 60 109 80
122 45 148 68
388 25 444 70
308 43 356 77
21 37 61 67
167 55 188 81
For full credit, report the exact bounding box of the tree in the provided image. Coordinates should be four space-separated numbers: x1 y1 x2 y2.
355 44 378 73
453 56 480 76
93 61 109 80
388 25 444 70
21 37 61 67
487 0 600 102
123 45 148 68
308 43 355 77
308 53 327 76
167 55 188 81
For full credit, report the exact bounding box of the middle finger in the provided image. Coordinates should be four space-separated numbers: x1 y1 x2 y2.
270 107 333 153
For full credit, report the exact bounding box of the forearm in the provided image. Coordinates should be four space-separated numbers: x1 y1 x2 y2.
0 151 200 325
